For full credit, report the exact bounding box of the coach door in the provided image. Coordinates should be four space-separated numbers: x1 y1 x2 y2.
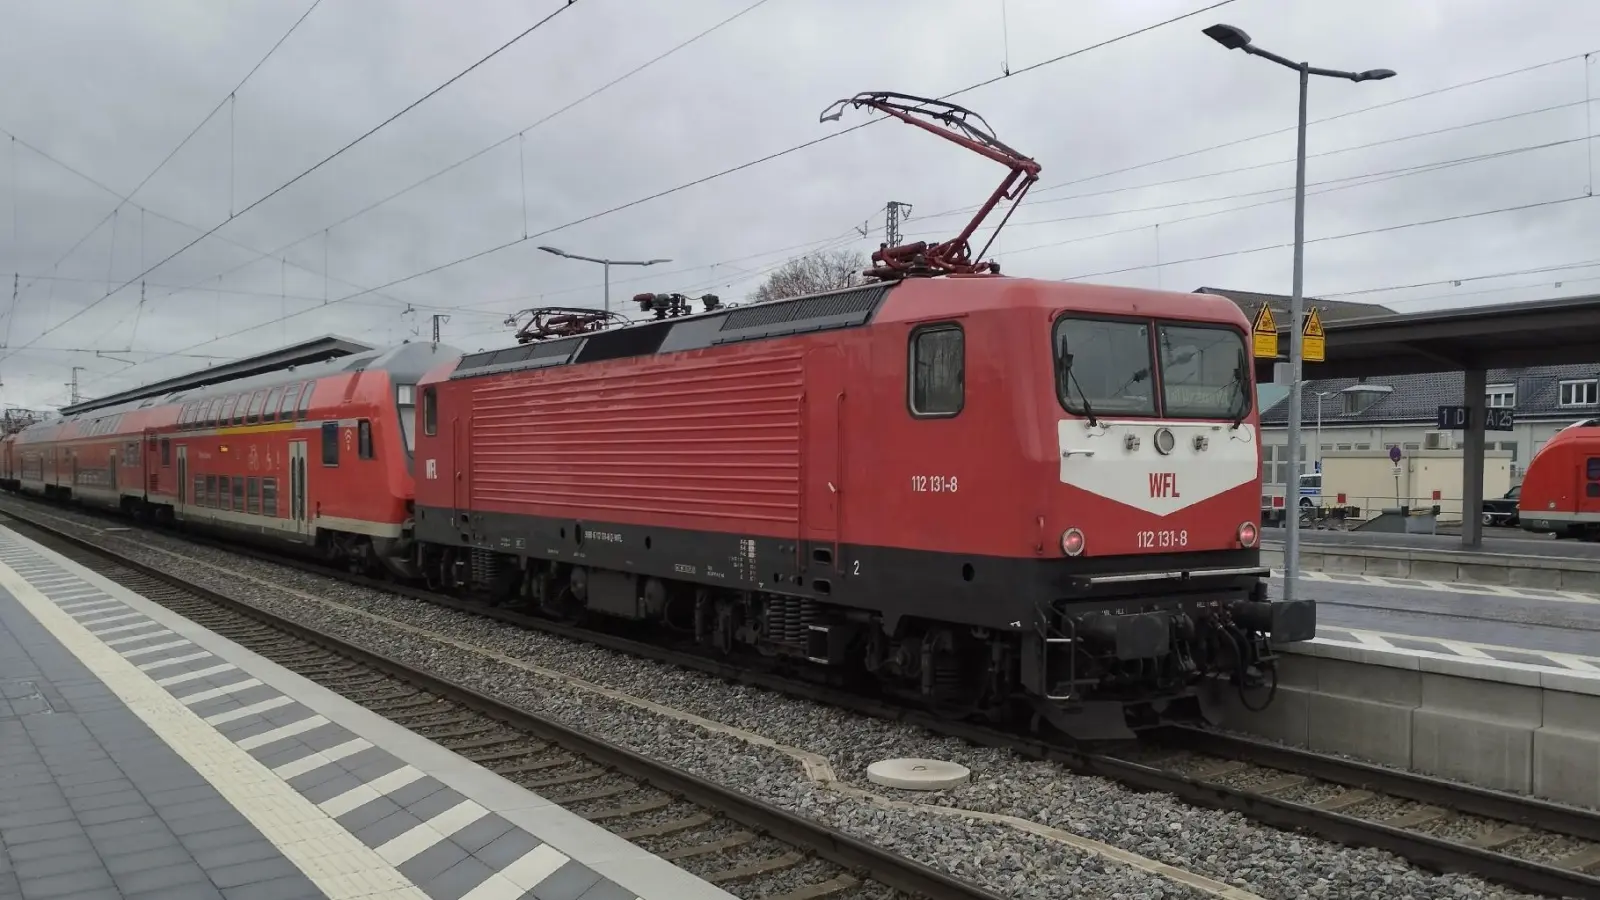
804 347 843 571
288 440 309 536
176 446 188 510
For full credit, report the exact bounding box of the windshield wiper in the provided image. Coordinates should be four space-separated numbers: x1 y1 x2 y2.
1058 348 1099 427
1227 356 1249 429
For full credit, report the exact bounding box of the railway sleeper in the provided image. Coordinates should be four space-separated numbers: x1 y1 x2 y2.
705 851 806 884
660 832 756 861
615 813 715 840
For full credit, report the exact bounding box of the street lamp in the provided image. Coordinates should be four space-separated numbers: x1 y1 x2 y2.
538 246 672 315
1312 389 1336 475
1202 23 1393 606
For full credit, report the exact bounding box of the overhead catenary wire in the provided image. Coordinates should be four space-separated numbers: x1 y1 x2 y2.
83 0 1246 391
927 97 1598 224
1056 193 1597 282
942 138 1589 260
0 118 441 343
1024 48 1600 201
140 0 780 311
16 0 326 299
0 0 583 365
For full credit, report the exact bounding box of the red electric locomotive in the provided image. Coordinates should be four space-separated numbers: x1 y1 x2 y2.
1517 418 1600 538
1 339 455 576
409 93 1311 738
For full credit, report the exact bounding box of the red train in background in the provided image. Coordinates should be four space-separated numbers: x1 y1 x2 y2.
0 92 1311 738
1517 418 1600 538
1 340 456 577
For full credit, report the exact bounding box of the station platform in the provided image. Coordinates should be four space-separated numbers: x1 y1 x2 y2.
0 526 735 900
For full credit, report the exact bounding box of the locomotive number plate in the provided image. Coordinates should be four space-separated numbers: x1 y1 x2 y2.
910 474 958 493
1136 529 1188 549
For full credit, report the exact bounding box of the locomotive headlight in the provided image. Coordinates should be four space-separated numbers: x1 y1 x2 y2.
1238 521 1259 548
1060 527 1086 557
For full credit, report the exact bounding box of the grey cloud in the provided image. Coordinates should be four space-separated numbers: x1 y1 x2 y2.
1 0 1597 409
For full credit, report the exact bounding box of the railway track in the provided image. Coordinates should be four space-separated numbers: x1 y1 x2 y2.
0 510 994 900
6 495 1600 899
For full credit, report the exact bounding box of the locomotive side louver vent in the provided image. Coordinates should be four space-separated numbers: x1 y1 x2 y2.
713 283 892 346
454 337 582 379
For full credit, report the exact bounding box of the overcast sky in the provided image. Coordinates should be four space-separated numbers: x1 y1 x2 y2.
0 0 1596 409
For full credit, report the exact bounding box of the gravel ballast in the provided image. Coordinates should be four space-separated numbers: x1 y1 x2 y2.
7 504 1553 900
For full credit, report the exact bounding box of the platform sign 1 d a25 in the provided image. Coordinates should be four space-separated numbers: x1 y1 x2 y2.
1436 405 1516 432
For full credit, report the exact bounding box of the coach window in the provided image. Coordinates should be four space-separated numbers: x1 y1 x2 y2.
322 422 339 466
263 387 283 423
422 387 437 436
231 476 244 510
160 438 170 467
908 324 964 417
297 385 315 420
233 394 249 426
358 420 373 459
246 477 260 515
220 395 239 426
278 383 302 420
245 391 267 425
261 477 278 517
205 475 218 507
179 404 194 429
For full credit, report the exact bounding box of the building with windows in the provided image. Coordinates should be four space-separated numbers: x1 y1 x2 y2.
1257 365 1600 491
1193 287 1600 495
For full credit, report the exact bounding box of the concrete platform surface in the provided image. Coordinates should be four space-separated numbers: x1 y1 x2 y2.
1267 571 1600 667
1264 525 1599 559
1237 636 1600 806
0 525 734 900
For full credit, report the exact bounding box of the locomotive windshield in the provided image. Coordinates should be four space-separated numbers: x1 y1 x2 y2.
1055 317 1250 420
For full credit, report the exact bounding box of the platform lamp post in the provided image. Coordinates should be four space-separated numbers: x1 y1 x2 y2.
1312 389 1336 475
1202 23 1393 605
537 246 672 315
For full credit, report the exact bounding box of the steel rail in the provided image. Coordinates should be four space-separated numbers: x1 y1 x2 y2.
0 507 1006 900
4 497 1600 899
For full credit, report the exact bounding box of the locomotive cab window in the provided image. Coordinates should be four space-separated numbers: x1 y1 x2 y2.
908 324 964 417
321 422 339 466
1055 317 1156 417
358 420 373 459
1156 323 1251 420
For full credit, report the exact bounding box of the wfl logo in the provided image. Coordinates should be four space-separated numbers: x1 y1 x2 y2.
425 459 437 480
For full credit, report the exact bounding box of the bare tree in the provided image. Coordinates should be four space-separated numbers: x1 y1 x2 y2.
749 248 868 304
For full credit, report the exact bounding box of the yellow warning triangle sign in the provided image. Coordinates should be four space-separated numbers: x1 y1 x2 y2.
1251 304 1278 359
1303 307 1325 338
1252 303 1277 334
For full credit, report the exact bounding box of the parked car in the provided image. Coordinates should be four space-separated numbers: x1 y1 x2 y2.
1482 484 1521 526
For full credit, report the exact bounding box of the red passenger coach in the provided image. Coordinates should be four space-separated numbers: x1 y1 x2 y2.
1 338 457 576
1518 418 1600 538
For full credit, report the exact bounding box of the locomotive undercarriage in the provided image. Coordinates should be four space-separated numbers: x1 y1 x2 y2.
418 544 1301 741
